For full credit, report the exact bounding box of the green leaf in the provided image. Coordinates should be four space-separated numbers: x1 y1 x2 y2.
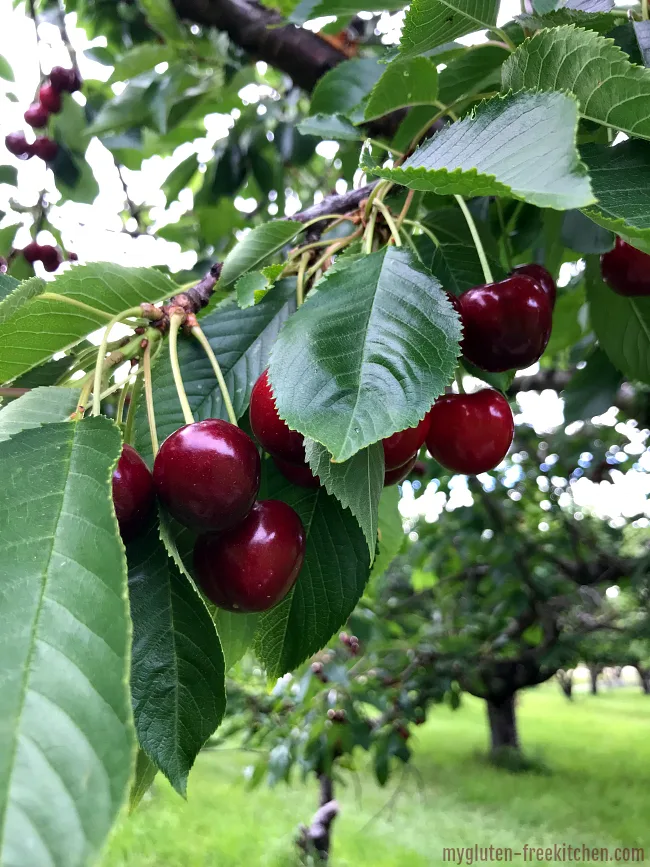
502 25 650 142
127 520 226 795
369 486 405 584
254 460 370 677
288 0 407 23
219 222 302 290
517 9 620 34
0 273 18 303
364 58 439 122
0 263 176 384
130 749 157 812
399 0 499 59
269 247 461 463
309 58 384 123
581 141 650 251
367 92 595 210
0 416 133 867
236 266 283 309
52 147 99 204
111 43 174 82
138 0 186 41
304 439 385 561
563 348 623 423
215 610 259 670
297 114 363 141
51 99 89 156
163 154 198 202
0 166 18 186
0 386 79 443
586 258 650 384
634 20 650 67
437 44 509 106
544 284 586 358
0 54 14 81
561 209 614 254
461 359 515 392
134 280 296 465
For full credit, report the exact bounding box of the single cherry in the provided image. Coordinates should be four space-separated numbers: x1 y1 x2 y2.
23 241 42 263
273 455 320 488
49 66 82 93
194 500 306 612
153 419 261 532
426 390 513 474
5 131 32 159
39 83 62 113
31 137 58 162
384 453 417 486
513 263 556 307
24 103 49 128
459 275 552 372
382 416 430 471
250 369 305 464
600 236 650 297
39 245 62 272
112 444 155 541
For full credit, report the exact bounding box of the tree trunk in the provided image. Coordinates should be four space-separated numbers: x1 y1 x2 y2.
635 666 650 695
588 664 601 695
556 670 573 700
486 694 519 752
297 773 339 864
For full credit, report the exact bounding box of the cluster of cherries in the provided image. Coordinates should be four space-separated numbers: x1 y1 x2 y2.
111 419 307 614
4 66 81 164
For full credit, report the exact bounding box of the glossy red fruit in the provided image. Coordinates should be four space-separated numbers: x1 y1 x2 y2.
513 263 556 307
112 444 155 540
601 236 650 297
382 416 431 471
249 369 305 464
273 455 320 488
49 66 82 93
24 103 49 128
23 241 42 263
194 500 306 612
384 453 417 486
153 419 261 532
39 245 62 272
425 390 514 475
5 131 32 158
39 83 62 113
459 275 552 372
31 136 58 162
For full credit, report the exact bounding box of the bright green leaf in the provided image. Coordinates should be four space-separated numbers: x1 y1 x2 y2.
437 44 508 106
235 267 283 309
0 386 79 443
399 0 499 59
138 0 186 41
269 247 461 463
309 58 384 123
220 222 302 289
365 57 439 122
368 486 405 584
215 611 259 670
545 283 587 358
0 417 133 867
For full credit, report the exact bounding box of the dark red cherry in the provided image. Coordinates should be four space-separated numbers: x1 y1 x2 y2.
384 453 417 486
5 131 32 158
194 500 306 612
24 103 49 128
459 275 552 372
112 444 155 540
250 369 305 464
39 83 62 113
513 263 556 307
23 241 42 263
273 455 320 488
153 419 260 532
39 245 62 272
382 416 431 471
31 137 58 162
601 236 650 297
49 66 82 93
425 390 513 475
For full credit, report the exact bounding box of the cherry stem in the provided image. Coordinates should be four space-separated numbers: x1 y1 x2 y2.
191 324 238 427
372 200 402 247
72 377 93 421
169 313 195 427
455 370 466 394
115 379 130 428
143 339 159 456
305 228 363 281
124 373 142 446
454 195 493 285
364 209 379 255
92 306 143 417
297 251 310 306
396 190 415 230
495 198 513 271
401 218 440 248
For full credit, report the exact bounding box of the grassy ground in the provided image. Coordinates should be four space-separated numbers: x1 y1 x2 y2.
103 685 650 867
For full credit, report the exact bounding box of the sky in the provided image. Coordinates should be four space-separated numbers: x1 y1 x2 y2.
0 0 648 527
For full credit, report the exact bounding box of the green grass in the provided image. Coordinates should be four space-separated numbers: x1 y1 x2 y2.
103 686 650 867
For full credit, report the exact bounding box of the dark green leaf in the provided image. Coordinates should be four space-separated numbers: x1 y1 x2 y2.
310 58 383 123
502 25 650 142
399 0 499 59
254 460 370 677
561 209 614 254
545 284 587 358
0 166 17 186
305 439 384 560
368 92 595 209
461 359 515 392
0 386 79 443
0 417 133 867
163 154 198 201
288 0 407 23
517 9 620 34
437 44 508 106
51 99 89 156
0 274 18 303
269 247 461 463
563 348 623 423
220 222 302 289
365 58 439 122
127 520 226 795
139 0 186 41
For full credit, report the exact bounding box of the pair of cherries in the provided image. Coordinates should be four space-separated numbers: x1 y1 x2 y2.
112 421 306 614
250 369 515 481
22 241 62 272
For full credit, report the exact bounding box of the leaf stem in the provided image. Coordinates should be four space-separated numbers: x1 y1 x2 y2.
297 251 310 306
306 228 363 280
115 379 130 427
372 200 402 247
364 180 388 219
396 190 415 230
367 138 405 157
494 28 516 51
455 370 466 394
454 195 493 285
92 306 142 416
169 313 194 426
72 377 94 420
40 292 114 321
143 339 159 456
191 324 238 427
